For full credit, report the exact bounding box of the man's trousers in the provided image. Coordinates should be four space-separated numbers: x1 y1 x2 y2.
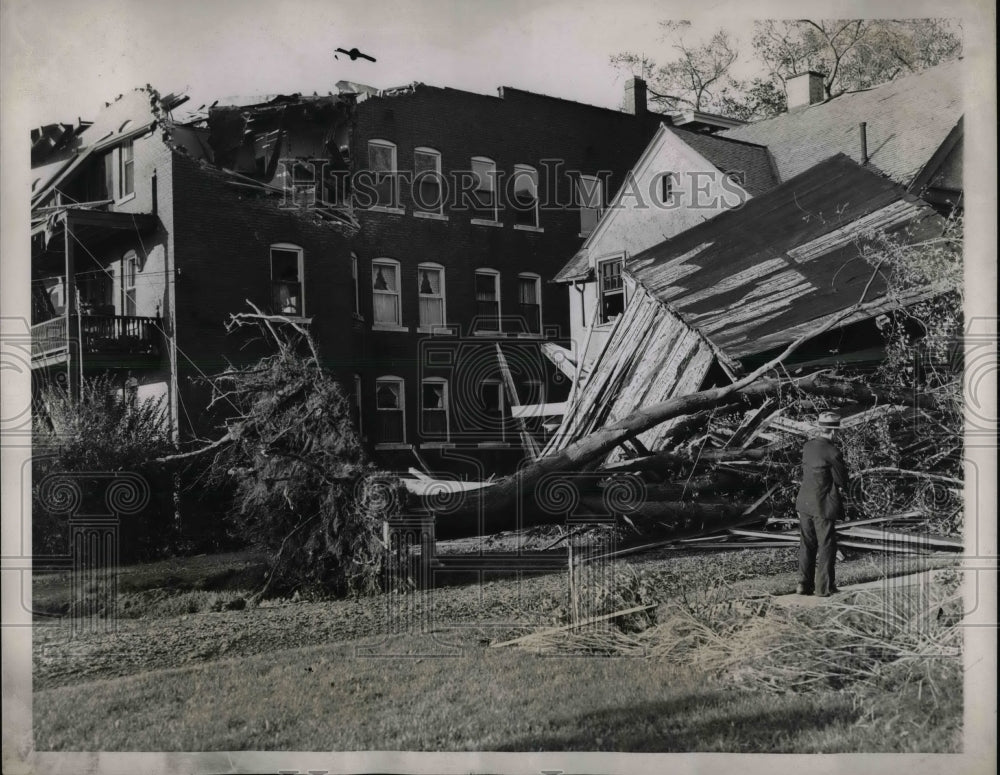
798 512 837 595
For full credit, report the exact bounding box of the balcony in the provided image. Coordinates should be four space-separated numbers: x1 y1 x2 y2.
31 314 162 367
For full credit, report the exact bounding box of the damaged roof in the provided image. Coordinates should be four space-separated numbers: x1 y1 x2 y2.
31 87 188 207
669 128 778 197
627 154 949 360
721 60 964 187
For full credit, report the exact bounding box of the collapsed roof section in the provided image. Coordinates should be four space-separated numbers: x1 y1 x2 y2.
627 154 949 361
31 86 360 233
164 91 360 231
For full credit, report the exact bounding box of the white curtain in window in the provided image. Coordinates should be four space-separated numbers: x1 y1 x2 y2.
518 277 538 304
423 382 444 409
376 382 400 409
418 268 440 295
373 264 397 291
369 144 394 172
476 273 497 301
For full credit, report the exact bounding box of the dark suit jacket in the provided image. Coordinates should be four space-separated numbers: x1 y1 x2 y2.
795 437 849 520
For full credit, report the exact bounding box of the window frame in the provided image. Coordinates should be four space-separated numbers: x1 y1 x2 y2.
420 377 450 441
118 138 135 200
371 257 403 329
270 243 306 318
474 268 502 333
659 172 674 205
576 174 603 237
122 250 139 316
470 156 498 223
352 374 363 437
413 146 444 216
351 253 361 318
416 261 447 331
375 375 406 446
517 272 543 335
597 256 626 325
367 139 399 210
512 163 540 229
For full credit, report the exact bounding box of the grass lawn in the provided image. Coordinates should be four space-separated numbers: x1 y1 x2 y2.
34 626 961 753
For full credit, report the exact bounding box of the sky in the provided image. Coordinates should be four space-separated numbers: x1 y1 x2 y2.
4 0 770 127
5 0 982 128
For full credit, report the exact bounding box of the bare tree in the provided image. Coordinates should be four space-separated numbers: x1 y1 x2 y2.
612 21 739 112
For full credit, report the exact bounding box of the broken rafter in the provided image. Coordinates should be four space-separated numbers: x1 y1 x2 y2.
495 344 541 460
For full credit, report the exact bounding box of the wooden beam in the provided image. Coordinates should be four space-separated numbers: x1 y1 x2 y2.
495 344 540 459
510 402 567 419
839 526 962 550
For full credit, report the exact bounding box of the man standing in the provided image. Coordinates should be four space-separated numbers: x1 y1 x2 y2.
795 411 849 597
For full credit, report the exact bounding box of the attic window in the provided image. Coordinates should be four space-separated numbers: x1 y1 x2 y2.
119 139 135 197
659 173 673 204
598 257 625 324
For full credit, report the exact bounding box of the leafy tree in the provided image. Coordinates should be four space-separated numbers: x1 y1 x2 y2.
196 307 403 599
613 18 962 120
32 375 178 561
752 19 963 100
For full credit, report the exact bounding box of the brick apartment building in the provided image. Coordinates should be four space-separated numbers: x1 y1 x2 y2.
30 77 734 477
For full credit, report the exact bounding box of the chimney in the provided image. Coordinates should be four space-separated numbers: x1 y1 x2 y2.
625 77 647 116
786 71 826 110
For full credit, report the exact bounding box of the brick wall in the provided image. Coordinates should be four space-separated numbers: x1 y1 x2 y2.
170 154 356 438
349 85 662 467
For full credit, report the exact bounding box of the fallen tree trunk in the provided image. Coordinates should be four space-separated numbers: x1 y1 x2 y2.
601 439 796 474
431 371 934 526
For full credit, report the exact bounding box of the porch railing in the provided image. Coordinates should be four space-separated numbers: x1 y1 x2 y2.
31 314 162 361
31 317 67 358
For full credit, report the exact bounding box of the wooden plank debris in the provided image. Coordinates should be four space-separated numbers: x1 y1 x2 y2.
539 342 578 380
510 402 567 419
495 343 541 460
838 526 962 550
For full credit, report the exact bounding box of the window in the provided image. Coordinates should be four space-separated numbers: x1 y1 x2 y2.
478 379 506 441
576 174 603 236
421 378 449 439
122 251 139 316
598 258 625 324
517 273 542 334
270 244 305 316
413 148 443 214
471 157 497 222
475 269 501 331
372 258 401 326
659 172 673 204
512 164 539 228
368 140 397 209
417 263 446 328
78 269 113 315
351 253 360 317
375 377 405 443
351 374 362 436
119 139 135 198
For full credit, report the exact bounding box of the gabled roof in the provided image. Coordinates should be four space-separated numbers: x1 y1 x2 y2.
627 154 949 360
670 128 778 196
552 124 780 285
721 60 963 187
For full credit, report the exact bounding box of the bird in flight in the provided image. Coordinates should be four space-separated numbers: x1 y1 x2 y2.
335 47 376 62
